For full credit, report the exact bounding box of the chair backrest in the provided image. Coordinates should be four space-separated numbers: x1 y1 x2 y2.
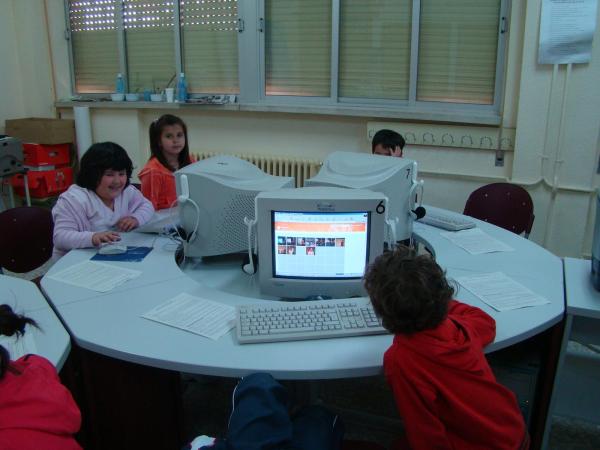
463 183 535 237
0 206 54 273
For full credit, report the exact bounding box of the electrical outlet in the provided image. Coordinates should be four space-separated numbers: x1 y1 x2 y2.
495 150 505 167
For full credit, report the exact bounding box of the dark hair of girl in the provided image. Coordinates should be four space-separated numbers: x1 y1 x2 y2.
148 114 192 172
0 304 39 379
76 142 133 190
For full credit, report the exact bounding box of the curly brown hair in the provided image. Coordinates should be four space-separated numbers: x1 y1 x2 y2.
363 246 454 334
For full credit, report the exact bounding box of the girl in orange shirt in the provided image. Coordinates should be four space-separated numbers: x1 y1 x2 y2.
139 114 193 210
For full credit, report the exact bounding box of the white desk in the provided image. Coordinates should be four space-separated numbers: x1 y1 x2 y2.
542 257 600 449
0 274 71 370
40 217 564 450
41 219 564 379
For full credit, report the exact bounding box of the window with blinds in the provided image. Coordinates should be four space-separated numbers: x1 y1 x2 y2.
265 0 332 97
181 0 239 94
417 0 500 104
339 0 412 100
66 0 506 118
69 0 120 93
124 0 176 94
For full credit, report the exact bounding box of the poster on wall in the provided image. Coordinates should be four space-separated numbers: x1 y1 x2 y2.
539 0 598 64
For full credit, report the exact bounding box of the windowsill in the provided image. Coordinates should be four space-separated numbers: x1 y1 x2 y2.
54 100 502 126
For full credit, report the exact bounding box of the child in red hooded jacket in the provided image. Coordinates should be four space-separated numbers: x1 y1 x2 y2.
364 246 528 450
0 304 81 450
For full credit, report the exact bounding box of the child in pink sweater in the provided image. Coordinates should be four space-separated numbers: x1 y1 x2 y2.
52 142 154 257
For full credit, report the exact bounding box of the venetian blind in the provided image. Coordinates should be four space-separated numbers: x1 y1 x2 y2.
181 0 239 94
339 0 412 100
124 0 176 94
69 0 120 93
265 0 332 97
417 0 500 104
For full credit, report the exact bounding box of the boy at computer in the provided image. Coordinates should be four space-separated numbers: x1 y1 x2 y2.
372 129 405 157
364 246 528 450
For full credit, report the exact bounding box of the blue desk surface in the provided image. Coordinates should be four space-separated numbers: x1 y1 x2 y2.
41 217 564 380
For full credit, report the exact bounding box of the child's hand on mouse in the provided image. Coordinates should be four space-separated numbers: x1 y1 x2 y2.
92 231 121 246
116 216 139 232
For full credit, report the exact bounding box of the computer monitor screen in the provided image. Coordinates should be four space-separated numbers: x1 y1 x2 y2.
175 155 294 258
305 151 419 243
256 187 387 299
273 211 370 279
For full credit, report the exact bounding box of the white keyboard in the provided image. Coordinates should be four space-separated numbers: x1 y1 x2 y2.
419 206 476 231
236 297 387 344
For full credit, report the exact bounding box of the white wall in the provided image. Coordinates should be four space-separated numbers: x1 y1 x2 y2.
0 1 56 126
0 2 25 126
2 0 600 258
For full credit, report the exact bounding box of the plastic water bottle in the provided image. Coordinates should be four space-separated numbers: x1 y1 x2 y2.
115 73 125 94
176 73 187 102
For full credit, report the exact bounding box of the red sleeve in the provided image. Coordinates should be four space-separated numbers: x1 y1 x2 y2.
21 354 58 379
386 364 453 450
448 299 496 347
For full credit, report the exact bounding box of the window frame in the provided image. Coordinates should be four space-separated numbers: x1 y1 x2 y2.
64 0 509 123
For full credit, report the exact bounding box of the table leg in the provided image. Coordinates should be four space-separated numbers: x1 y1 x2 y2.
539 315 573 450
528 319 566 450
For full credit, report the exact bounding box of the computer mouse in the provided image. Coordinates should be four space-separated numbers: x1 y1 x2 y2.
98 242 128 255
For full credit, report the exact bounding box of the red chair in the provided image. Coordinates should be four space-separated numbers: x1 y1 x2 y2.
463 183 535 238
0 206 54 275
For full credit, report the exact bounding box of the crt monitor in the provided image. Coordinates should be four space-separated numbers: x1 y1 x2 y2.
175 155 294 258
304 151 420 243
255 187 387 299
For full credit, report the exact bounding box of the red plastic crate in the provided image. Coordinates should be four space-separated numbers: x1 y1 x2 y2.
11 167 73 198
23 143 70 167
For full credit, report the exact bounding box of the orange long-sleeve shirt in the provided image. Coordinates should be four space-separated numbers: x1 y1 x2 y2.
138 157 177 210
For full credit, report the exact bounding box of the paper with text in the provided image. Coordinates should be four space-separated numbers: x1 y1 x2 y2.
142 293 236 340
456 272 551 311
539 0 597 64
441 228 514 254
47 261 142 292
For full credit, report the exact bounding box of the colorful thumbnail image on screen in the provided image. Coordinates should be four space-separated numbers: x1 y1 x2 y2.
277 235 346 256
273 211 368 279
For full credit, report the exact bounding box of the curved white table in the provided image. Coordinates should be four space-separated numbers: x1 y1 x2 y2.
40 215 564 450
0 274 71 370
41 217 563 380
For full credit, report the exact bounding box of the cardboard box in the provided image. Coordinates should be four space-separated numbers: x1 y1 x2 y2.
5 118 75 145
11 166 73 198
23 143 71 167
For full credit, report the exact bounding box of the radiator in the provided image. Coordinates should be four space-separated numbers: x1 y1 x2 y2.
192 152 322 187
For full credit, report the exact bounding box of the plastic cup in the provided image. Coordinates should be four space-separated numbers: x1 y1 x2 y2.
165 88 174 103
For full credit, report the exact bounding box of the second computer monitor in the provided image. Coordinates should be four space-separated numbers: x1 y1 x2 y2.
305 151 419 243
